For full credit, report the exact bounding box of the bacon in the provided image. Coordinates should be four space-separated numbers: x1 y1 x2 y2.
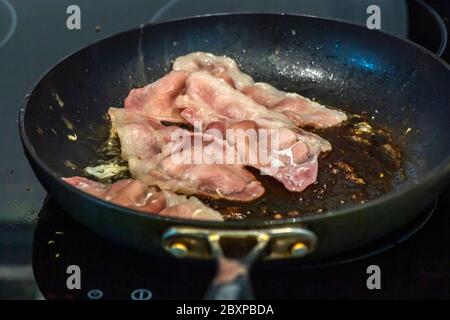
109 108 265 202
159 191 223 221
206 120 331 192
124 70 189 123
108 107 169 161
242 83 348 128
65 51 350 217
130 157 265 201
63 176 223 221
162 70 333 192
62 177 167 214
173 52 254 90
173 52 347 128
175 71 295 129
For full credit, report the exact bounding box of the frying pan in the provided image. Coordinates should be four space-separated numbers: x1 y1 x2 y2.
19 14 450 299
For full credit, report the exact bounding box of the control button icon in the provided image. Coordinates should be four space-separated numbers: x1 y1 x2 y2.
130 288 152 300
87 289 103 300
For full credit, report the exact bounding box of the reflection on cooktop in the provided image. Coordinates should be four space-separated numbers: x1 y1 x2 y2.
0 0 17 48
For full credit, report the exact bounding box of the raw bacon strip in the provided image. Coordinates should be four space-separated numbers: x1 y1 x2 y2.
109 108 265 202
173 71 331 191
62 177 167 214
240 82 284 107
159 191 224 221
124 70 189 123
108 107 181 161
176 71 295 129
173 52 254 90
129 156 264 202
126 130 264 201
206 120 331 192
63 176 224 221
108 108 167 161
173 52 347 128
242 83 348 128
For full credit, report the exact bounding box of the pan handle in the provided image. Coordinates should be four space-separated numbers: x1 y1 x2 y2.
204 258 255 300
162 227 318 300
204 233 269 300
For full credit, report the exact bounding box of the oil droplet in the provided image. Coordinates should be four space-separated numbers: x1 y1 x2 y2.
61 115 75 130
52 93 64 107
64 160 77 170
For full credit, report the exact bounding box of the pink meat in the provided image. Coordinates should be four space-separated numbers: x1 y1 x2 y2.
173 52 347 128
242 83 348 128
131 157 264 201
171 71 332 192
206 120 331 192
62 177 167 213
108 108 170 161
109 107 265 202
176 71 295 129
173 51 254 90
63 176 223 221
124 70 189 123
159 191 224 221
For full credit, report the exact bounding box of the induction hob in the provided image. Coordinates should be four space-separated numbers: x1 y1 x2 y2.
0 0 449 300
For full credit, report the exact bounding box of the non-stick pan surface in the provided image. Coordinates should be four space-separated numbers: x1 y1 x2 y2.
20 14 450 264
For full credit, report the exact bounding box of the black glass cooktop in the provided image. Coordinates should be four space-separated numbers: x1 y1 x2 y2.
0 0 449 300
32 195 450 300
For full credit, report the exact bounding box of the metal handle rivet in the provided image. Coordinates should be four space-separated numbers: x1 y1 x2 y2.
169 242 188 258
290 242 309 257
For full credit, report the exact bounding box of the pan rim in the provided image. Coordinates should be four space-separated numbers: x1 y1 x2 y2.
19 13 450 228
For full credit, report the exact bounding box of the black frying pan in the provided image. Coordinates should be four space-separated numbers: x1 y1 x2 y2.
19 14 450 299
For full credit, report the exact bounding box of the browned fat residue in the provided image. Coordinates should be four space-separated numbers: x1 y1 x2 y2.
52 93 65 108
82 127 131 183
61 115 75 131
203 114 404 221
64 160 77 170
